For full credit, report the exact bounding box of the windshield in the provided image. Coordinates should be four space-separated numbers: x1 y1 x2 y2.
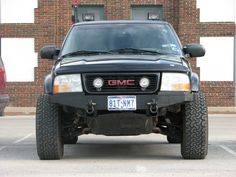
61 23 182 58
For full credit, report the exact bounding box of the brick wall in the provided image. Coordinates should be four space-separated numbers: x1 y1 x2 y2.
0 0 235 107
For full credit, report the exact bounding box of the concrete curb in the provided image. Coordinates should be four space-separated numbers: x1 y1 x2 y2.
5 107 36 116
208 107 236 114
3 107 236 116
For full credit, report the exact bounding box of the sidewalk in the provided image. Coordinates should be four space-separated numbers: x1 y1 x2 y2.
4 107 236 116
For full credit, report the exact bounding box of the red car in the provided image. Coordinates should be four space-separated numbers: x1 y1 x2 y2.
0 57 9 116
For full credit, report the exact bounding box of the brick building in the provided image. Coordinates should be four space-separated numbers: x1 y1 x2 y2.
0 0 235 107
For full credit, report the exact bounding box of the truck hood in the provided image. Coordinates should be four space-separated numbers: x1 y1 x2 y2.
55 54 190 74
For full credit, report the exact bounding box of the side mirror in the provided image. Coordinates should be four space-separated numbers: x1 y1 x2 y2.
40 45 60 60
183 44 205 57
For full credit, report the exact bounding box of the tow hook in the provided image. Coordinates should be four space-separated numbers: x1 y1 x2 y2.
86 101 96 115
147 99 158 114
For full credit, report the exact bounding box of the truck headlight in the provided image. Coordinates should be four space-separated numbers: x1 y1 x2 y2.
53 74 83 93
161 73 190 91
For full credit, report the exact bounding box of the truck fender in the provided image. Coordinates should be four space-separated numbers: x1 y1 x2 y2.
44 74 53 94
191 72 200 92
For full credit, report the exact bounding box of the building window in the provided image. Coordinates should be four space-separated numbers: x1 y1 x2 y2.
131 5 163 20
72 5 105 22
0 0 38 23
1 38 38 82
197 0 236 22
197 37 234 81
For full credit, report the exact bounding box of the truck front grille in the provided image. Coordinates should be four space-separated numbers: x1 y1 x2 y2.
83 73 160 94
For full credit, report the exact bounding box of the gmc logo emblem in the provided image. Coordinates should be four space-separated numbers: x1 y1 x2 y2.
108 80 135 86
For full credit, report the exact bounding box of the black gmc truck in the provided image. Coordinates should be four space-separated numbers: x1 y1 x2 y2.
36 20 208 160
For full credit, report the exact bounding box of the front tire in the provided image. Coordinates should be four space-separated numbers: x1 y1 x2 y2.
36 95 64 160
181 92 208 159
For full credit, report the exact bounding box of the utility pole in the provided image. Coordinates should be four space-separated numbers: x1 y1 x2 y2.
73 0 79 23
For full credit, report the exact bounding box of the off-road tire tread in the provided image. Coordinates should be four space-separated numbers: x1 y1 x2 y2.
36 95 64 160
181 92 208 159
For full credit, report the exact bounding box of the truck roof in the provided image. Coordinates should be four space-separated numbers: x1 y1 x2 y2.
74 20 169 26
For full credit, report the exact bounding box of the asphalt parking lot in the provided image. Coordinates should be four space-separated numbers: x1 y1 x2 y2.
0 115 236 177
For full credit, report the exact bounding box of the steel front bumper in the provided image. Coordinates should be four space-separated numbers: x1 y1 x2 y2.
49 92 193 110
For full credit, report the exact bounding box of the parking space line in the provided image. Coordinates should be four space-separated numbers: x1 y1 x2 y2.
0 133 33 151
13 133 33 144
0 146 7 151
219 145 236 157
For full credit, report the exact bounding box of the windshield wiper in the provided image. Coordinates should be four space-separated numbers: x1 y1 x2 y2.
109 48 164 55
61 50 112 58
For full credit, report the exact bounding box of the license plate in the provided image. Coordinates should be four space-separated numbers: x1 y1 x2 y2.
107 96 136 111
